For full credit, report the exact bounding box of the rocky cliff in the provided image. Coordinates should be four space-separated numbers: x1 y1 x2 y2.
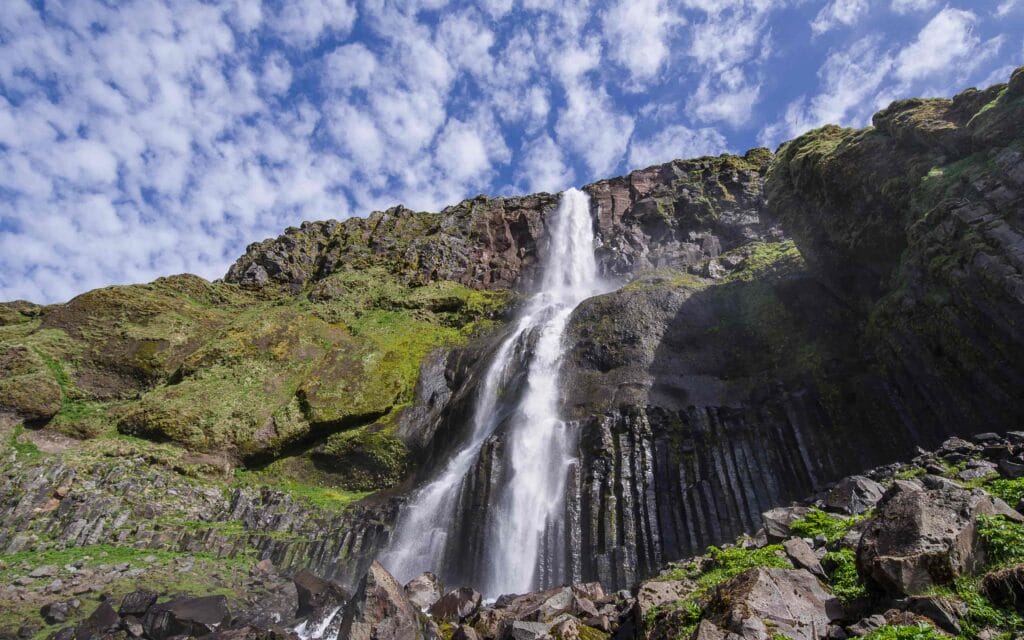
1 66 1023 635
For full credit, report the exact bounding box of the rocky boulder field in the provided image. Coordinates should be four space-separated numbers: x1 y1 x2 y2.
11 432 1024 640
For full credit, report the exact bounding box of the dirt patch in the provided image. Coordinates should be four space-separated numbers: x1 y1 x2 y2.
24 427 80 454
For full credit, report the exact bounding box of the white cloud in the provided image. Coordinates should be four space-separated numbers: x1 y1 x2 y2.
628 124 728 169
437 12 496 77
555 81 635 177
602 0 682 86
894 8 982 82
271 0 358 48
996 0 1021 17
260 53 293 95
687 68 762 127
323 43 379 91
811 0 869 36
516 135 575 193
891 0 936 14
759 35 893 145
2 0 1021 304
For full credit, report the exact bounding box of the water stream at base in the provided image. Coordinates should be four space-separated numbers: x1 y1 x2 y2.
378 187 607 596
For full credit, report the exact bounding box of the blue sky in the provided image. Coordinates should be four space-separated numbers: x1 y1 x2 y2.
1 0 1021 303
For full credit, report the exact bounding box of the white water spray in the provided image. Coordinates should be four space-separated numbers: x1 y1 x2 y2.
380 188 606 594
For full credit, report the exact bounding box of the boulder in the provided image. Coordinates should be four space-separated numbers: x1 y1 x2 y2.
701 568 843 640
452 625 480 640
981 564 1024 610
143 595 231 640
429 587 482 622
404 573 443 610
75 601 119 640
762 507 811 542
40 601 70 625
825 476 885 516
632 579 697 623
338 561 423 640
496 586 599 622
857 478 1024 595
784 538 826 579
498 620 551 640
119 590 158 617
293 569 348 618
471 608 507 639
901 596 964 634
845 615 886 637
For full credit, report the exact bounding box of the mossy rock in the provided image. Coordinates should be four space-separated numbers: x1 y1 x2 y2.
0 346 62 422
311 421 409 491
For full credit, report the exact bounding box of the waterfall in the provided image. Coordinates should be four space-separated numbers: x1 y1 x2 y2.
380 188 606 595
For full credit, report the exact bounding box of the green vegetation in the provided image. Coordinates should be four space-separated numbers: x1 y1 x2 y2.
984 478 1024 507
952 576 1023 639
978 515 1024 566
789 508 863 544
4 423 41 462
659 544 791 589
822 549 868 604
622 268 709 293
721 241 805 283
234 464 372 512
861 624 944 640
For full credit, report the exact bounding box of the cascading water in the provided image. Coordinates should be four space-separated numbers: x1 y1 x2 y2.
379 188 607 595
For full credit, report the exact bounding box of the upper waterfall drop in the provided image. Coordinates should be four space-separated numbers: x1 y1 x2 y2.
379 187 607 595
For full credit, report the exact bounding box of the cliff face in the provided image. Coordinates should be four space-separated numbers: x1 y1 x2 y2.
395 67 1024 590
1 67 1022 602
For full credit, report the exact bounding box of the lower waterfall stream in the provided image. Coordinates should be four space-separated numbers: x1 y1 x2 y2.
379 187 608 596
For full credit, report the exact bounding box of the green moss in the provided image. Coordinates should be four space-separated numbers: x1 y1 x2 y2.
314 420 409 491
860 624 943 640
623 269 709 293
789 508 864 543
234 464 372 512
720 241 805 283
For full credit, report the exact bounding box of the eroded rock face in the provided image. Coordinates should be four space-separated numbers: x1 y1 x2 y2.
701 568 843 640
857 477 1024 594
339 561 424 640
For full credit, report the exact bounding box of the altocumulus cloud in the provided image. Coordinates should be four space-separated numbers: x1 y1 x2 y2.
0 0 1020 302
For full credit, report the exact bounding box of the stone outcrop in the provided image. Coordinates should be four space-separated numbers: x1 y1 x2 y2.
339 561 424 640
857 476 1023 594
701 568 843 640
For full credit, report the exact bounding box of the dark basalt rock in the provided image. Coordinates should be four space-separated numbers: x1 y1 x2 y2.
981 563 1024 611
293 569 348 619
825 476 885 516
142 595 231 640
119 591 158 617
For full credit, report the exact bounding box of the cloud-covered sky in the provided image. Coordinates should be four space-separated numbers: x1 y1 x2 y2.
1 0 1021 303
